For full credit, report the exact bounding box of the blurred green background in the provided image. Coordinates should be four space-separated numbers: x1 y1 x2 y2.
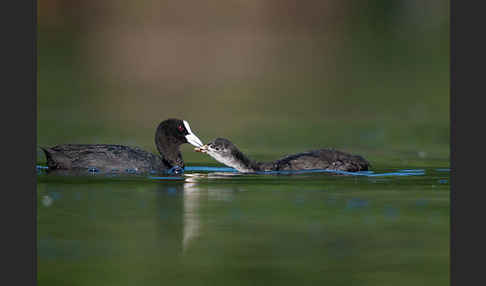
37 0 449 168
37 2 450 285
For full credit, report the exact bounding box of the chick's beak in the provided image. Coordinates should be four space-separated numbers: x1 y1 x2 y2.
194 145 208 153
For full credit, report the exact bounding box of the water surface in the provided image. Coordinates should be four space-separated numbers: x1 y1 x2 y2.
37 165 449 286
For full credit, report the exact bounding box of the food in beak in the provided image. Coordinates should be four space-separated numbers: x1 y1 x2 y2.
194 145 208 153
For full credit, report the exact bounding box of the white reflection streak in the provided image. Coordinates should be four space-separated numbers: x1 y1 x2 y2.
42 195 53 207
182 181 201 253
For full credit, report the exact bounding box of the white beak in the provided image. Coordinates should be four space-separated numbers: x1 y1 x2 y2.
183 120 204 147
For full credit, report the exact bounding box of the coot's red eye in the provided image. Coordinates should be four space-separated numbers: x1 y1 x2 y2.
178 125 184 132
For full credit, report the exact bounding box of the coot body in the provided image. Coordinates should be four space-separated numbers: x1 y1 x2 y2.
195 138 370 173
41 119 203 175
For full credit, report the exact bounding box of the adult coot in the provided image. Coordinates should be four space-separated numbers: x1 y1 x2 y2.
195 138 370 173
41 119 203 175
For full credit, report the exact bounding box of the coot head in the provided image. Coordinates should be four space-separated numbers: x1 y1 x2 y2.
154 119 204 168
156 119 204 148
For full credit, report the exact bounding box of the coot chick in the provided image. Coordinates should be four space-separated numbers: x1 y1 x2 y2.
195 138 370 173
41 119 204 175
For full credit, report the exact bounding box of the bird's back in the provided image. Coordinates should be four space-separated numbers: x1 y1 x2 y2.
274 148 370 172
42 144 167 174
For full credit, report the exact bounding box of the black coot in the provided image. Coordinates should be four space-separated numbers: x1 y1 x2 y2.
195 138 370 173
41 119 204 175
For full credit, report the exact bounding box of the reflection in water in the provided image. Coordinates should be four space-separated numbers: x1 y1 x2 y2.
38 175 214 260
41 195 53 207
152 182 187 256
37 167 449 286
38 181 195 262
182 183 201 253
182 175 241 253
37 164 434 178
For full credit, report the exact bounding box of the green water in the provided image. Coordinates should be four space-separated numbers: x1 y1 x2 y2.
37 166 449 286
37 4 449 283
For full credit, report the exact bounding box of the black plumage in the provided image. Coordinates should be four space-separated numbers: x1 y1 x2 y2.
199 138 370 173
41 118 203 175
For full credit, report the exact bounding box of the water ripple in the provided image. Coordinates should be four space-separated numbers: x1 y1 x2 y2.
36 164 443 178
